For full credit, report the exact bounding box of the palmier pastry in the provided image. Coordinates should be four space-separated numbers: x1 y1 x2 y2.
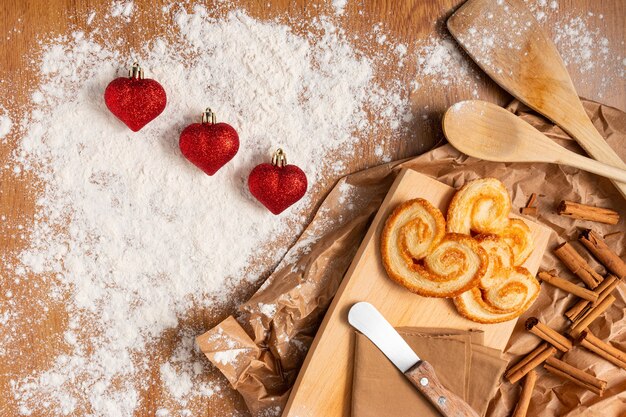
447 178 511 235
447 178 534 266
500 219 533 265
454 234 540 323
381 199 487 297
473 234 513 289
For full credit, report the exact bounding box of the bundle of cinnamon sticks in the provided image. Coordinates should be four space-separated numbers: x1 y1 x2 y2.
556 230 624 336
505 229 625 416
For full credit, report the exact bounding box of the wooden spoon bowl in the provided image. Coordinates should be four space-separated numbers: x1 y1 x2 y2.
443 100 626 183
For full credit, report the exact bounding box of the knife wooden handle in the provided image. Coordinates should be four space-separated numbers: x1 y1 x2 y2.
405 360 479 417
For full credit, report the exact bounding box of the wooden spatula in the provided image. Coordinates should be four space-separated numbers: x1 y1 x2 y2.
442 100 626 183
447 0 626 197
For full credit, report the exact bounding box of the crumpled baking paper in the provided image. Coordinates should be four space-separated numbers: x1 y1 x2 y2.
197 98 626 417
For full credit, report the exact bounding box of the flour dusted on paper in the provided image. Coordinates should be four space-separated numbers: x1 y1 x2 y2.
212 348 250 366
257 302 277 318
2 3 410 416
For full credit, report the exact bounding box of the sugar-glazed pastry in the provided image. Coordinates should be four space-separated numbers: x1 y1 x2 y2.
454 234 540 323
500 219 533 265
381 199 487 298
447 178 511 235
473 234 513 290
447 177 534 266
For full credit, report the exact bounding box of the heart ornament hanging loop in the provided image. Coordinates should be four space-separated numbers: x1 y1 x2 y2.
201 108 217 125
128 62 144 79
271 148 287 168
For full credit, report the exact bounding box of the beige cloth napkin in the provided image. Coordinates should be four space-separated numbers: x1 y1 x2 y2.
351 328 507 417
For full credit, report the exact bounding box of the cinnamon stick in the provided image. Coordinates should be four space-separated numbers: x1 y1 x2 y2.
511 369 537 417
525 318 572 352
554 242 603 289
520 193 539 216
565 275 619 322
537 271 598 302
557 200 619 225
578 330 626 370
579 229 626 279
505 343 556 383
544 357 607 395
520 206 538 216
570 294 616 337
544 365 602 396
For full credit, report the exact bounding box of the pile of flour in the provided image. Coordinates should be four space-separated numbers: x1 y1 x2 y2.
3 3 409 416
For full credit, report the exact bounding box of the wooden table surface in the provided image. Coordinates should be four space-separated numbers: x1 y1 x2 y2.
0 1 623 416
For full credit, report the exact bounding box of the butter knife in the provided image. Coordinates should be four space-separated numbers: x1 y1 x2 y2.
348 302 479 417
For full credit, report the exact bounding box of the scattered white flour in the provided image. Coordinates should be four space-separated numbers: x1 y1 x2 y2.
332 0 348 16
159 329 218 405
550 13 623 98
212 348 250 366
525 0 558 21
257 302 277 318
554 16 608 73
449 0 623 100
414 36 480 92
537 1 623 98
257 406 282 417
110 0 134 19
2 3 409 417
86 12 96 25
0 107 12 141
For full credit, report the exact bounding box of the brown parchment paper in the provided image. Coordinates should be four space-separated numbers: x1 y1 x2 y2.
197 98 626 417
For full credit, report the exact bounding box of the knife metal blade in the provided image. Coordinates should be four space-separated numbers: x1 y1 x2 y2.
348 301 419 373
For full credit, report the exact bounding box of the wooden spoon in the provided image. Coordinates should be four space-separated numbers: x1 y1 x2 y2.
447 0 626 197
442 100 626 183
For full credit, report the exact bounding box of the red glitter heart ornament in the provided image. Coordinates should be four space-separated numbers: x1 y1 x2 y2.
248 149 308 215
179 109 240 175
104 63 167 132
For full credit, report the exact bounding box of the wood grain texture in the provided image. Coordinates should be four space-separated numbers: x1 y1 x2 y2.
405 360 480 417
0 1 623 416
442 100 626 184
448 0 626 197
282 169 551 417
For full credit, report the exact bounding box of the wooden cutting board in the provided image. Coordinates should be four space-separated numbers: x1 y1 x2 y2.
282 168 551 417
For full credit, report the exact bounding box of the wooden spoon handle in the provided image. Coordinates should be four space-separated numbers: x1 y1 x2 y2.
563 152 626 183
558 114 626 197
405 360 479 417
